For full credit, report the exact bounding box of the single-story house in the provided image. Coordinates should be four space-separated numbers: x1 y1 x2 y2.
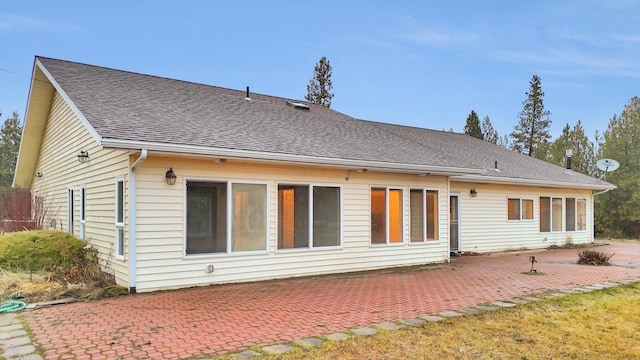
14 56 615 293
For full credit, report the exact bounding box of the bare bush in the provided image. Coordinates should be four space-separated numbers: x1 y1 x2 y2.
577 249 615 265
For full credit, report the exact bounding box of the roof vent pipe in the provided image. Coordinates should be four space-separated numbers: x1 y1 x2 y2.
566 149 573 169
494 160 498 169
246 86 251 101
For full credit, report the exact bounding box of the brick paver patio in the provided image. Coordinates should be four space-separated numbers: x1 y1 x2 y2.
9 241 640 359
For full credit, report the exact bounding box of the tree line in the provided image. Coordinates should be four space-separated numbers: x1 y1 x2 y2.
305 57 638 238
0 60 637 237
461 76 639 238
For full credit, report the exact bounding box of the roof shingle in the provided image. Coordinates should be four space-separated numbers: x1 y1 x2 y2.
36 56 612 189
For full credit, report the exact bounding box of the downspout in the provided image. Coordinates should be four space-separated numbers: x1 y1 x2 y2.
447 176 451 263
128 149 147 294
591 188 613 243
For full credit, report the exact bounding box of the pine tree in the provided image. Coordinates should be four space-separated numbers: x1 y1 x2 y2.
481 115 499 144
547 120 595 176
594 97 640 237
0 111 22 190
497 134 511 148
305 56 334 108
463 110 483 139
510 75 552 157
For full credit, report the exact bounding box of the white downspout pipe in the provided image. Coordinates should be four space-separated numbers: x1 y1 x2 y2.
591 188 613 243
128 149 147 294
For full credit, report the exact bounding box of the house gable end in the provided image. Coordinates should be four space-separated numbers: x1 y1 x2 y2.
13 58 103 189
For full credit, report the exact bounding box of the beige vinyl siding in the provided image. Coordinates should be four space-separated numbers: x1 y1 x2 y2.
133 157 450 292
450 182 593 252
30 92 131 286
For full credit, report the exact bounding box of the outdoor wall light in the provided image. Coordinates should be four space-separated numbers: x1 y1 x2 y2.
165 168 177 185
36 172 43 178
470 188 478 197
77 150 89 164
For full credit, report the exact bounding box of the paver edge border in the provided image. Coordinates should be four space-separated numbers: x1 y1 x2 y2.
222 277 640 359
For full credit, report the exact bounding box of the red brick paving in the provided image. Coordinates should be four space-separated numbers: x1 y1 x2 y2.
22 241 640 359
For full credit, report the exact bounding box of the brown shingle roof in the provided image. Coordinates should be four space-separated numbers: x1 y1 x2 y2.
36 56 613 189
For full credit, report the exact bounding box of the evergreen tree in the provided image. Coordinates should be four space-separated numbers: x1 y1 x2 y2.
594 97 640 237
481 115 499 144
305 56 334 108
0 111 22 190
534 140 551 161
510 75 552 157
463 110 483 139
497 134 511 148
547 120 595 176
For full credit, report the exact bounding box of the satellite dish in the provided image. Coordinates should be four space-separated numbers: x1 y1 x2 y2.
596 158 619 180
596 159 620 172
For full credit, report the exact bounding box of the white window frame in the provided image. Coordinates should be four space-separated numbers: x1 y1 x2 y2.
115 178 125 259
275 182 343 252
80 185 86 240
229 181 269 254
67 188 74 235
409 188 440 243
507 198 534 221
540 196 563 233
184 178 270 257
370 186 404 245
566 197 587 232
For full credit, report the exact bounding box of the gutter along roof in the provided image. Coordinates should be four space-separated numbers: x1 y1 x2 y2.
26 57 615 190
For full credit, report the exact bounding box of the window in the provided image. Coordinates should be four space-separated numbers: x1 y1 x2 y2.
410 190 423 241
552 198 562 231
232 183 267 251
577 199 586 231
313 186 341 247
67 188 74 234
566 198 587 231
186 182 227 254
371 188 403 244
508 198 533 220
540 196 562 232
186 181 267 255
566 198 575 231
410 189 439 242
426 190 438 240
277 184 341 249
80 186 86 239
115 179 124 257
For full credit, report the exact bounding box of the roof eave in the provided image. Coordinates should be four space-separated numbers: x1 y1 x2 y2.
13 61 53 189
451 174 616 191
101 138 486 176
13 58 104 189
34 58 103 144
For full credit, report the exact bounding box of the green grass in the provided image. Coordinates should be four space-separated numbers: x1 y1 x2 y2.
223 282 640 360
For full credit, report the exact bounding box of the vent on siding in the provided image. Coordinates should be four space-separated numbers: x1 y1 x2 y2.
286 100 310 110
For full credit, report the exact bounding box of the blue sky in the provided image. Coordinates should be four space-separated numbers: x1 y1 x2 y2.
1 0 638 140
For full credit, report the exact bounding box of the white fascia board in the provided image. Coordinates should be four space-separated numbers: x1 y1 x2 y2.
451 174 616 190
100 138 486 176
35 59 103 145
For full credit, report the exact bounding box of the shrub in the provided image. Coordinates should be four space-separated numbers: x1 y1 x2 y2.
0 230 86 273
577 249 615 265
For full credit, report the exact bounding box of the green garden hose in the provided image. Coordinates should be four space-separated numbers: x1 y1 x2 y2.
0 300 26 313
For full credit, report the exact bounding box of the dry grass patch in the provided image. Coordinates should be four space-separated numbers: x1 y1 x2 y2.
251 283 640 360
0 268 65 302
0 230 128 303
0 267 127 303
